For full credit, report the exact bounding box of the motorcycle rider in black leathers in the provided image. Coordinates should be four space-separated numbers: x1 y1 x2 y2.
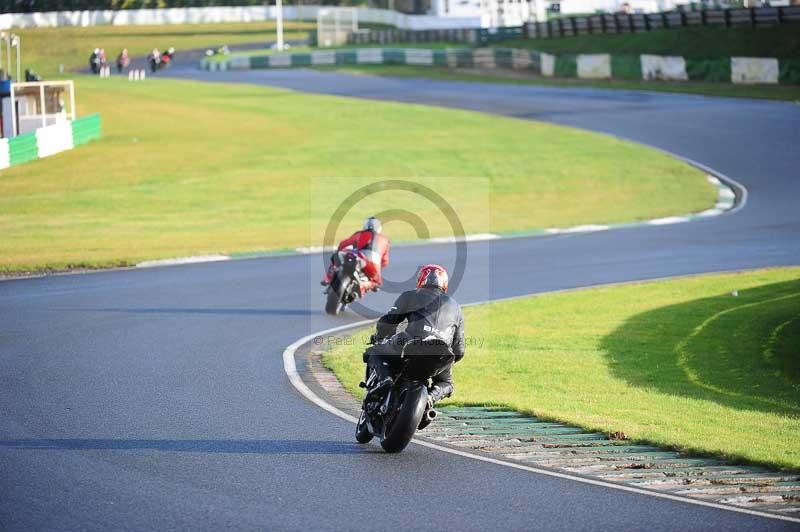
364 264 464 410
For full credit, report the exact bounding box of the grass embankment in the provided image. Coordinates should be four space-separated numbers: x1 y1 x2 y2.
321 26 800 101
0 75 714 272
324 268 800 470
325 64 800 101
501 25 800 58
1 24 714 272
16 22 315 78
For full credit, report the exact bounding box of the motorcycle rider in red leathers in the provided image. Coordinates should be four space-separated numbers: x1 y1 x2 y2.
321 217 390 294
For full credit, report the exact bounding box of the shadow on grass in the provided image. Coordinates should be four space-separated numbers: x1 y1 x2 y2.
600 279 800 418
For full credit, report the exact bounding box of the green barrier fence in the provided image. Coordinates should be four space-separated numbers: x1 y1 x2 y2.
686 57 731 82
72 113 102 146
554 55 578 78
779 58 800 85
205 48 800 86
8 133 38 166
611 55 643 80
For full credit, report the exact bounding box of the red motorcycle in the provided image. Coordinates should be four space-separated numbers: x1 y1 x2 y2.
324 249 375 315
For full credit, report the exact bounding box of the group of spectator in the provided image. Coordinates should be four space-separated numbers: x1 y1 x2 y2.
89 47 175 75
89 48 130 74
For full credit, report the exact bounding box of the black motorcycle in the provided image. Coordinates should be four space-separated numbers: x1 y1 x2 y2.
355 348 441 453
324 249 370 315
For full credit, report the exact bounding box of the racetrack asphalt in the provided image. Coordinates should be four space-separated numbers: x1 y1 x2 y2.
1 66 799 531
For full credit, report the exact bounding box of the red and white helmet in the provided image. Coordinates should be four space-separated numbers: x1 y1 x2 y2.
416 264 449 293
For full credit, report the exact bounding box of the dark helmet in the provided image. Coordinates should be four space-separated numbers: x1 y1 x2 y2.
416 264 449 293
364 216 382 233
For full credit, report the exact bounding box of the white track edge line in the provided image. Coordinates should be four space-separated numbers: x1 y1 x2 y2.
283 287 798 526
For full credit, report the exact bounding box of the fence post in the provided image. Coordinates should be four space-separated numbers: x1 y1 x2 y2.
600 14 607 34
724 9 731 27
613 13 620 33
644 13 651 31
700 8 706 26
777 7 783 24
627 13 634 33
750 7 756 27
557 17 565 37
570 16 577 35
680 10 687 27
662 11 669 29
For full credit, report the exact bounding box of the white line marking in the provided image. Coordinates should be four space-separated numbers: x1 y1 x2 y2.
648 216 690 225
697 208 724 217
560 224 610 234
283 295 799 525
136 255 230 268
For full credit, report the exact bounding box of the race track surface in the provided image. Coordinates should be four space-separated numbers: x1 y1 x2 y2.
2 67 799 531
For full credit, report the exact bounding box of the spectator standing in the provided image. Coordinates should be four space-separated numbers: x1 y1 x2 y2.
116 49 130 73
149 48 161 73
89 48 100 74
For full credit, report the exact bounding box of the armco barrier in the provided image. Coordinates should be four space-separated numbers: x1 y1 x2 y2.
202 48 800 87
0 114 101 171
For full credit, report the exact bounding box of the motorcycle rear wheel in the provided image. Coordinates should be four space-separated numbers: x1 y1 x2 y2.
380 386 427 453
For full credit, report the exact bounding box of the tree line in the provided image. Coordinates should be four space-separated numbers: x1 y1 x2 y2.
3 0 367 13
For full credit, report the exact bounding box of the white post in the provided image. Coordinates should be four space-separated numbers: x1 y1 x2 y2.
5 35 10 81
69 80 76 120
276 0 285 51
10 84 17 136
13 35 20 83
39 83 46 129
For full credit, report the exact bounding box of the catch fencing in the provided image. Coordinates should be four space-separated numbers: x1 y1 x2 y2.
526 6 800 39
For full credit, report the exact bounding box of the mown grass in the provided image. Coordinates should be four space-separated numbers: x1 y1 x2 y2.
323 268 800 470
1 23 716 272
15 22 315 78
324 64 800 102
0 74 715 272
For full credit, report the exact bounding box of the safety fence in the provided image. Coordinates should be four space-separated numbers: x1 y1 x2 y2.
346 26 525 46
201 48 800 86
0 113 101 171
526 6 800 39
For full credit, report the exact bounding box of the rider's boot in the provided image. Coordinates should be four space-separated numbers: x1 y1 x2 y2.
320 268 333 286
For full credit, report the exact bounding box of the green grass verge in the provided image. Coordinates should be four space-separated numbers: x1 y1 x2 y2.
323 267 800 470
16 22 315 78
321 64 800 101
1 24 716 273
500 25 800 59
0 74 715 273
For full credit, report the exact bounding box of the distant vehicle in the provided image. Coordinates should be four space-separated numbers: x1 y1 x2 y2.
323 248 373 315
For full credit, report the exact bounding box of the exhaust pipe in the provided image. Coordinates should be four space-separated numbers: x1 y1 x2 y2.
425 408 437 422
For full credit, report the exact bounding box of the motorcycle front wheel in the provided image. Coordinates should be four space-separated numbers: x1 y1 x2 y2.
325 288 343 315
355 410 373 444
